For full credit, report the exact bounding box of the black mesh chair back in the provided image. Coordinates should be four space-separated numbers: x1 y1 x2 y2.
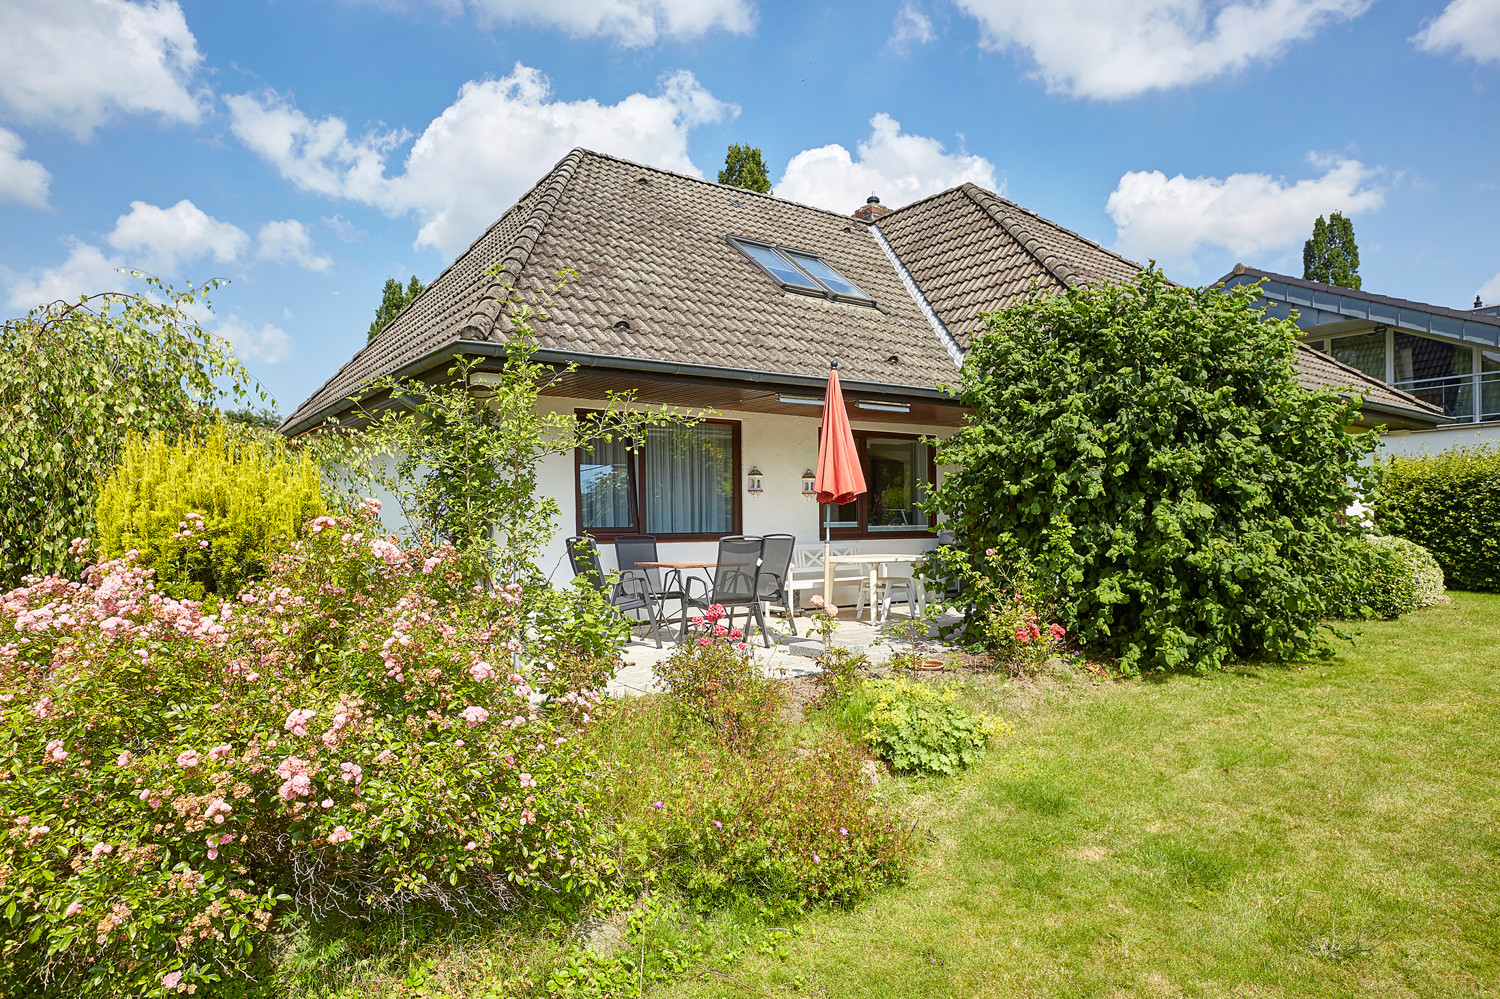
711 536 763 606
566 536 605 591
566 535 662 648
613 534 662 593
757 534 795 603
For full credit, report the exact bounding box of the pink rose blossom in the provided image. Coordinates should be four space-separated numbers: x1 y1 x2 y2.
161 971 182 990
90 843 114 861
469 661 496 681
44 739 67 762
175 749 200 768
339 762 363 784
209 744 234 762
115 750 132 767
519 772 536 788
328 825 352 844
284 708 315 737
459 705 490 727
64 901 82 917
321 798 334 809
375 749 393 764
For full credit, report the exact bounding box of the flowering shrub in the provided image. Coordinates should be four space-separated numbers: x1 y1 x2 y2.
652 606 785 753
926 538 1070 673
854 678 1011 776
0 508 603 997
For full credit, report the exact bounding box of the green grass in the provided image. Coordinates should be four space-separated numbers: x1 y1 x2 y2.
651 593 1500 998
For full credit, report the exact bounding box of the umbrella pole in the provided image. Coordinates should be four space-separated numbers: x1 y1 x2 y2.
823 514 833 635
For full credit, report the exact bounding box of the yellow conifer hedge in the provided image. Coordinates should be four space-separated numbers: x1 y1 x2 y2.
95 423 324 600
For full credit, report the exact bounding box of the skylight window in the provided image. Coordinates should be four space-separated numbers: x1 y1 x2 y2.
729 237 873 304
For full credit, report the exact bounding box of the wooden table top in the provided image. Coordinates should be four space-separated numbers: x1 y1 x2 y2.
633 560 717 569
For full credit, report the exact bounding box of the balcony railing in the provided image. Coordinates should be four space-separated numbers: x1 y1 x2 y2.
1391 370 1500 423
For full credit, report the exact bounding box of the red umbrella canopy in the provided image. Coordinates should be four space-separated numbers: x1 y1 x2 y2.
815 362 866 506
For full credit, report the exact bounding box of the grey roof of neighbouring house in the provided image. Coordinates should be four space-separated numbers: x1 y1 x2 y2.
281 149 1443 434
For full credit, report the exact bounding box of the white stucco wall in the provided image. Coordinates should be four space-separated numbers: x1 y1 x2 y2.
1377 423 1500 459
535 394 956 604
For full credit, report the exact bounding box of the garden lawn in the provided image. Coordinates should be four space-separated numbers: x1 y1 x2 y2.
655 593 1500 998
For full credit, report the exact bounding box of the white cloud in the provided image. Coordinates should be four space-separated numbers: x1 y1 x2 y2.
105 199 248 274
3 239 130 309
1479 272 1500 305
356 0 754 46
257 219 332 272
1105 155 1385 274
1414 0 1500 64
954 0 1370 100
215 317 291 365
322 214 366 243
227 64 737 255
0 0 205 140
889 3 936 52
775 113 997 213
0 127 51 208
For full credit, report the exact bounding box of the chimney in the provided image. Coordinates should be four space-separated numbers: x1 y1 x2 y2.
1477 295 1485 309
852 194 891 222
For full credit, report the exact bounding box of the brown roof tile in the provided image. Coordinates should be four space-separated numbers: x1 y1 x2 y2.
282 150 1444 434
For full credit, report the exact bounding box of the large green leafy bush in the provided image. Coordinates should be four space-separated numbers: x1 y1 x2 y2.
1375 445 1500 591
1326 534 1446 620
94 423 325 600
930 270 1377 672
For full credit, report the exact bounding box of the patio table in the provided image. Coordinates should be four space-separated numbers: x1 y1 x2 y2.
823 553 927 622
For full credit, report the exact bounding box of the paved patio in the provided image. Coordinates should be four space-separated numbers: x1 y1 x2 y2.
604 606 958 697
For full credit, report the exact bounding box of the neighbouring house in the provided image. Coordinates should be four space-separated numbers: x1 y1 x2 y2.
1221 265 1497 456
282 149 1444 585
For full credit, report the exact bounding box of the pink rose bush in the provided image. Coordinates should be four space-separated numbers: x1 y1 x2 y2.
0 513 604 997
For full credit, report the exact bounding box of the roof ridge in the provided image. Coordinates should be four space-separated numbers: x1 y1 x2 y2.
960 183 1081 288
460 147 587 340
277 150 589 434
568 147 882 225
1225 264 1500 330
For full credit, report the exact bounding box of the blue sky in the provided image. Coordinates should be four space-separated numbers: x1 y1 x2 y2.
1 0 1497 416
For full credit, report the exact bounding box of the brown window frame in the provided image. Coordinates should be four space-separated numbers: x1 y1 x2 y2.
574 412 743 543
819 429 937 540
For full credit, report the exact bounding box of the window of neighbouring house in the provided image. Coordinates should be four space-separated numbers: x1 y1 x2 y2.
1483 350 1500 422
728 237 874 304
576 418 740 539
819 431 933 537
1331 330 1386 381
1394 332 1474 421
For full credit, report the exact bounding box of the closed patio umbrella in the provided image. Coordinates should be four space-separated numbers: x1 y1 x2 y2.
815 361 866 622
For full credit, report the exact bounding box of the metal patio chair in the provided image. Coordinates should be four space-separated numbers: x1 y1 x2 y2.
755 533 798 636
681 535 771 647
565 535 663 648
613 534 689 620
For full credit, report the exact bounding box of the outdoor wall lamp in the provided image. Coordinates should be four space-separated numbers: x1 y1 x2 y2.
802 470 817 496
747 467 764 494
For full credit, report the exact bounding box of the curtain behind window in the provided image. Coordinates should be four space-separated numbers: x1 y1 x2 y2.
643 424 733 534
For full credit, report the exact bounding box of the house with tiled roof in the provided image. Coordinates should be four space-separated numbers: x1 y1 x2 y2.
284 149 1444 577
1220 266 1496 456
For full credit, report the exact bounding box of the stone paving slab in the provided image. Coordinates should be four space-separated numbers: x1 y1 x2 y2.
604 610 955 697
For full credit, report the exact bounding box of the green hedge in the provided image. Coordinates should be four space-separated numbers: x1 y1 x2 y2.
1375 445 1500 591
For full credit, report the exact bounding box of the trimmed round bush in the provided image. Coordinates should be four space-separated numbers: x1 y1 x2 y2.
1327 534 1446 620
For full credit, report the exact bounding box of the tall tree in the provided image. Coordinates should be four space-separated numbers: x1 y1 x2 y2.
1302 212 1361 289
718 144 772 194
368 274 425 340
